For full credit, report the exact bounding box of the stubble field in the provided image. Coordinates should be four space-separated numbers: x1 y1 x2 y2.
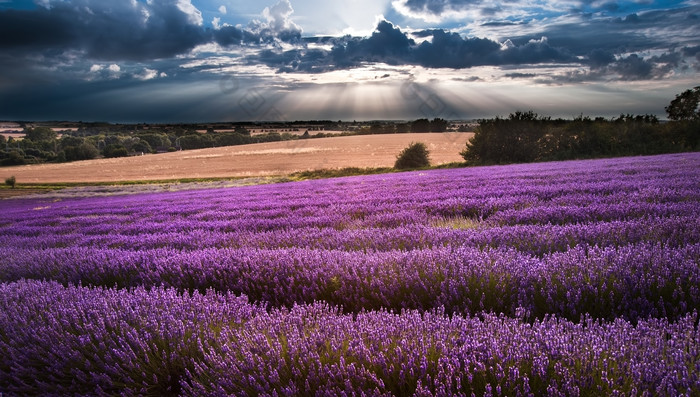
0 133 471 183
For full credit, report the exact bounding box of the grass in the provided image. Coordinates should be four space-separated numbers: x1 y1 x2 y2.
1 163 471 199
289 167 394 180
9 176 280 187
289 162 469 181
430 216 481 230
0 184 64 198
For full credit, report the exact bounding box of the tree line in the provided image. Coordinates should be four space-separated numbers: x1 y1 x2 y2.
461 87 699 165
0 128 297 166
0 118 454 167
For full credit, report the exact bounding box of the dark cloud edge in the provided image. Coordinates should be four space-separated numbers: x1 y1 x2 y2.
247 20 693 82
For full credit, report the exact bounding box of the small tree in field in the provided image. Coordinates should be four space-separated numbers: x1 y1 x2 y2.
5 176 16 189
394 142 430 169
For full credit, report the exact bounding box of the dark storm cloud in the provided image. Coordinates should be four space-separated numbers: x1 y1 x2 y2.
534 50 684 84
532 6 699 56
0 0 304 61
411 29 443 38
331 20 415 66
210 23 301 47
496 37 575 65
396 0 692 22
611 54 653 79
0 0 208 60
505 72 537 79
0 8 75 49
686 45 700 70
401 0 481 15
610 52 682 80
247 21 418 72
2 0 696 75
412 30 499 68
587 49 616 68
212 26 246 47
396 0 699 76
243 3 698 77
495 5 699 77
252 20 575 72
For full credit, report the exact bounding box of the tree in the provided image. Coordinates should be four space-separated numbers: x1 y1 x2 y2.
369 123 384 134
460 111 548 165
60 136 84 150
178 134 213 150
131 139 153 154
24 126 57 142
103 144 128 158
215 133 250 146
64 142 99 161
235 126 251 135
1 151 25 166
5 176 16 188
410 119 432 133
665 86 700 120
430 118 448 132
136 133 171 150
394 142 430 169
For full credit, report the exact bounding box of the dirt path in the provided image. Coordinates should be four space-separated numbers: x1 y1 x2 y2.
1 133 472 183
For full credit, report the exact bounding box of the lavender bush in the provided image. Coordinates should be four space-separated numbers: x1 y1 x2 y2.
1 153 699 394
1 280 698 396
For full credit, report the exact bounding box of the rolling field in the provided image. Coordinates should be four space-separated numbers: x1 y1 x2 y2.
0 133 471 183
1 152 699 395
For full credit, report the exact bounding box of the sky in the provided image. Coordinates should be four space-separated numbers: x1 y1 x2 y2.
0 0 698 122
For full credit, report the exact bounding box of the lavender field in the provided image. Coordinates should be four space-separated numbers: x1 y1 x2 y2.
2 153 700 395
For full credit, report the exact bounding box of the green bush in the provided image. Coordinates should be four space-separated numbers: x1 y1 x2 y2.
178 134 214 150
394 142 430 169
5 175 16 188
24 126 57 142
135 133 171 150
64 143 99 161
1 151 26 166
103 144 129 158
131 139 152 154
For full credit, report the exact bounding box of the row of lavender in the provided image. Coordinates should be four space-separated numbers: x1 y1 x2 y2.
2 215 697 254
1 153 700 394
2 243 699 321
2 280 698 396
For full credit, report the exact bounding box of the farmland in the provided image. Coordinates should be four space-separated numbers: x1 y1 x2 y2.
0 133 471 183
1 152 699 395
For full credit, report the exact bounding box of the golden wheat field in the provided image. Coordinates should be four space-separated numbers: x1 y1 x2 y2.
1 133 472 183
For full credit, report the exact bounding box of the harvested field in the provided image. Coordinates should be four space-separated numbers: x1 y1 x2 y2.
0 133 472 183
0 132 24 139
